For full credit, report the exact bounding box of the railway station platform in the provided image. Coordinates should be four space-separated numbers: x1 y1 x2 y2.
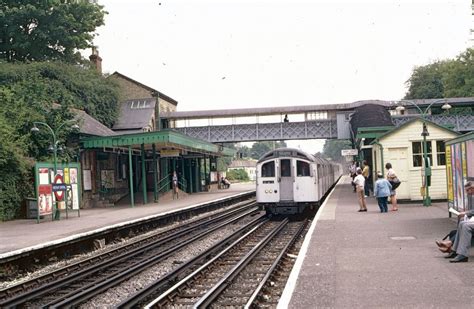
281 176 474 308
0 183 254 257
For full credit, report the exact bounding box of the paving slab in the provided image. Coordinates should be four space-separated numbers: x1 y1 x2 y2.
0 183 254 256
281 176 474 308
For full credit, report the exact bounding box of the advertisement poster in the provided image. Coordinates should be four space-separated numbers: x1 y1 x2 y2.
64 168 70 184
70 168 78 184
39 168 50 185
83 169 92 191
466 140 474 179
38 185 53 216
446 147 453 203
71 184 79 209
454 144 465 210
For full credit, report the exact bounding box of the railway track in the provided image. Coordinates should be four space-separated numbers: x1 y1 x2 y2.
123 218 308 308
0 200 259 307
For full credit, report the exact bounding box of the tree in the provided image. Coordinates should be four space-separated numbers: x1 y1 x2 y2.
322 139 351 162
405 48 474 99
0 61 120 127
0 61 120 220
250 141 287 159
0 0 106 63
404 62 445 99
226 169 249 182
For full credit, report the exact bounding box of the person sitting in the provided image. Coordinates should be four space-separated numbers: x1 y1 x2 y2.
437 182 474 263
221 177 230 189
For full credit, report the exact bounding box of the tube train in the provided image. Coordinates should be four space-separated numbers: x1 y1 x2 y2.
256 148 342 215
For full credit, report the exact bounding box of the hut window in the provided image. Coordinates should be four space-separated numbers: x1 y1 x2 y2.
436 141 446 166
412 141 432 167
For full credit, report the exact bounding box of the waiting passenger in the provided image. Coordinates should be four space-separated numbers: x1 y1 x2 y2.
374 172 392 213
221 177 230 189
385 162 399 211
353 168 367 212
439 182 474 263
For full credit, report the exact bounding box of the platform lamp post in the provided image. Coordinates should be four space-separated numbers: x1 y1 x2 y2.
395 99 452 206
31 121 80 218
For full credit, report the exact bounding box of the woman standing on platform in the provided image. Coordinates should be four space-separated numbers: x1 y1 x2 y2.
385 163 398 211
353 168 367 212
374 172 392 213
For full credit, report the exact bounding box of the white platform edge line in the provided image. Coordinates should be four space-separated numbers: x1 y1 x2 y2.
277 178 341 309
0 190 254 260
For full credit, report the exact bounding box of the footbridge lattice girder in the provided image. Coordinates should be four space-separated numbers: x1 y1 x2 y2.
171 114 473 143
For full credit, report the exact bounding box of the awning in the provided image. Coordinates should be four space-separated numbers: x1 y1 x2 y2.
80 129 235 157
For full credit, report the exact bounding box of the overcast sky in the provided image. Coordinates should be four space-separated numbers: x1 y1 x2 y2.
93 0 472 152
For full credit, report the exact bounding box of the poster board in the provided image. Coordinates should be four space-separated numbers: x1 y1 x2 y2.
34 162 81 223
83 169 92 191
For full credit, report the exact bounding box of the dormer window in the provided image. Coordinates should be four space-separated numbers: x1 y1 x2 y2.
130 100 150 109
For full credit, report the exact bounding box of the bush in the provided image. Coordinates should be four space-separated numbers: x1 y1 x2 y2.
226 169 250 182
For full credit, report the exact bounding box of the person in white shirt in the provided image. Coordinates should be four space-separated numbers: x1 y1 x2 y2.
353 168 367 212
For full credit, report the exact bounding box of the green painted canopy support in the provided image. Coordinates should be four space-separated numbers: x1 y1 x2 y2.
198 159 203 192
152 144 158 202
204 156 208 188
128 146 135 207
141 143 147 204
181 158 186 192
188 159 193 193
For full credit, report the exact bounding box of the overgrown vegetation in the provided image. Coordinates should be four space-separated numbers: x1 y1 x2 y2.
226 169 250 182
0 62 120 220
0 0 106 63
405 48 474 100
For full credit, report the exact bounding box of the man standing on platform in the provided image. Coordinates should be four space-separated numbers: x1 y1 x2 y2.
354 168 367 212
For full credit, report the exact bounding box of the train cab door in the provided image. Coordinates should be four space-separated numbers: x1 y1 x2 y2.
279 159 293 201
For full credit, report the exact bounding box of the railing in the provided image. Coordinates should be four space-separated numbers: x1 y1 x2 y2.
392 114 474 132
157 175 171 193
178 179 187 192
157 175 188 193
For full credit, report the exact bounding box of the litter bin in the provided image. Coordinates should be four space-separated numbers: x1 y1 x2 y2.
26 197 37 219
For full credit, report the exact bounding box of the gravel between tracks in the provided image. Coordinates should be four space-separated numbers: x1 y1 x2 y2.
0 205 243 290
79 215 259 308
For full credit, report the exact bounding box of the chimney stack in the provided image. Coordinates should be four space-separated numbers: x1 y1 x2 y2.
89 46 102 74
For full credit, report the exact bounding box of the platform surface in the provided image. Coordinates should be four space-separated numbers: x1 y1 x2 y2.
0 183 254 257
280 176 474 308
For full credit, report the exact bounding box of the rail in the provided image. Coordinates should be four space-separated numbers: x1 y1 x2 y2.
0 201 258 307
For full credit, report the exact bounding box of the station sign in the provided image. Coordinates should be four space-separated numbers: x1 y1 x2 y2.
341 149 358 156
52 184 68 191
160 149 181 157
53 174 65 201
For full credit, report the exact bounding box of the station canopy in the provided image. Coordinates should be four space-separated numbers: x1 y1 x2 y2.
81 129 235 157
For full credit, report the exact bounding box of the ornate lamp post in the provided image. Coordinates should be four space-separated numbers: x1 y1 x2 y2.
31 121 80 218
395 99 452 206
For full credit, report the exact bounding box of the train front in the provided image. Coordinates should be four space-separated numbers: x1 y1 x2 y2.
256 148 318 215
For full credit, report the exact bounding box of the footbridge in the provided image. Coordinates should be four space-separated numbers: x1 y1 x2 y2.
161 98 474 143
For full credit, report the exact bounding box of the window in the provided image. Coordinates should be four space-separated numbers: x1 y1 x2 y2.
436 141 446 166
280 159 291 177
306 111 328 120
261 161 275 177
130 100 150 109
297 160 310 177
412 141 432 167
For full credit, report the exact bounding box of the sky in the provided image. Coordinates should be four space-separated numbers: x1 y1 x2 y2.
92 0 472 153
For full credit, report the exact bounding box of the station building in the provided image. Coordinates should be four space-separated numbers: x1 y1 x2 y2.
64 52 235 209
370 118 458 201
